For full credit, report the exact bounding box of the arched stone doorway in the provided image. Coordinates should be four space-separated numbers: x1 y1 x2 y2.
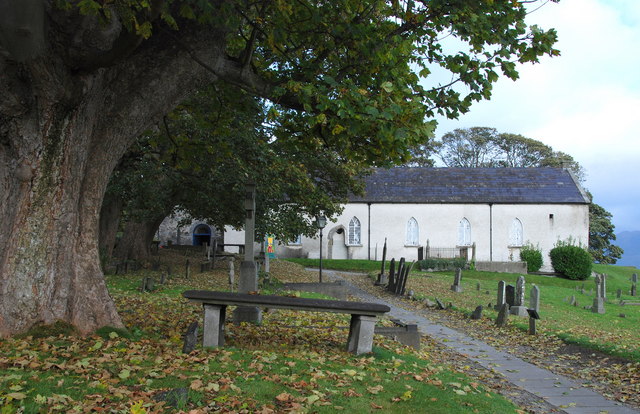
192 223 212 246
327 225 348 259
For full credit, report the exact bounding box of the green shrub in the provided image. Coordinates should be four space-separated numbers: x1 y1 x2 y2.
520 244 543 273
419 258 467 271
549 245 592 280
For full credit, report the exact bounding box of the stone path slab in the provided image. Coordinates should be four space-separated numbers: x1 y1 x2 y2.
321 270 639 414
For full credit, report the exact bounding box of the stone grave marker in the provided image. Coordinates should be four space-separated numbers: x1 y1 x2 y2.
451 268 463 293
470 305 483 320
495 304 509 327
530 285 540 312
185 259 190 279
601 273 607 299
510 276 528 316
495 281 506 311
387 258 396 290
569 295 576 306
435 298 446 310
632 283 637 297
617 289 622 299
182 321 198 354
375 238 388 286
476 282 481 291
505 285 515 307
228 258 235 291
591 274 605 314
633 273 638 283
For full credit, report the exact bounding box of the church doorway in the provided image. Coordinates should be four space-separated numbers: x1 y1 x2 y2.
192 224 212 246
328 226 348 259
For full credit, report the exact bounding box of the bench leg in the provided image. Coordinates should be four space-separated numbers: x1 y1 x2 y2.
203 304 227 348
347 315 377 355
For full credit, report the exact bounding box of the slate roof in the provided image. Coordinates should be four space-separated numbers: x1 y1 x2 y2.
348 168 591 204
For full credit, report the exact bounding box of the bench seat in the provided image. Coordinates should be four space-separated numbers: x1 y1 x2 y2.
183 290 390 355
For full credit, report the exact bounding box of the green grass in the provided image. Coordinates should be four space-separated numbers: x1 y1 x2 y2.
285 258 383 273
287 258 640 361
0 256 522 413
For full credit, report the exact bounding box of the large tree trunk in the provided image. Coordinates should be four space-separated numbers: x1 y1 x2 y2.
113 216 166 263
0 5 233 337
99 191 124 261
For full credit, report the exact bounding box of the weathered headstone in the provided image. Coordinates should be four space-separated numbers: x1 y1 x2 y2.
470 305 483 320
495 281 506 311
530 285 540 312
451 268 463 293
228 259 235 291
476 282 481 291
182 321 198 354
417 246 424 261
160 272 167 285
601 273 607 299
375 238 388 286
185 259 190 279
510 276 528 316
435 298 446 310
495 303 509 327
505 285 515 307
387 258 396 290
528 315 537 335
569 295 576 306
591 274 605 314
234 183 262 324
398 261 415 296
617 289 622 299
633 273 638 284
632 283 637 297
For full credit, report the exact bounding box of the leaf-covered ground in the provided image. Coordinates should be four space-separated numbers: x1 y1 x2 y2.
335 265 640 410
0 250 525 413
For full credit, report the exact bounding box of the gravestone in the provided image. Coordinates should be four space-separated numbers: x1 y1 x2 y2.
601 273 607 299
417 246 424 261
632 283 637 297
185 259 190 279
510 276 528 316
182 321 198 354
375 238 388 286
495 281 506 311
505 285 515 307
435 298 446 310
160 272 167 285
451 268 463 293
633 273 638 284
530 285 540 312
228 259 235 291
387 258 396 290
591 274 605 314
569 295 576 306
398 261 415 296
495 303 509 327
617 289 622 299
470 305 483 320
476 282 481 291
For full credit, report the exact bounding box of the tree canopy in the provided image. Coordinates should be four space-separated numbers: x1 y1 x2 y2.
0 0 560 336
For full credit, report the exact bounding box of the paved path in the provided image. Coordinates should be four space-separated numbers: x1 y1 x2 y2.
321 269 638 414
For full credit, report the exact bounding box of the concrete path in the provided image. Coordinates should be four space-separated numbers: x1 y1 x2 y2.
321 269 638 414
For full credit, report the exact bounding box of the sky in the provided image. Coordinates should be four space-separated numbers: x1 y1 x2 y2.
432 0 640 233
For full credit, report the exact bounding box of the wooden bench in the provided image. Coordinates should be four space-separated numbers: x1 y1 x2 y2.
182 290 390 355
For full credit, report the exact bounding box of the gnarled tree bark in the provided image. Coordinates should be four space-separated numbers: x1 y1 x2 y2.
0 4 236 336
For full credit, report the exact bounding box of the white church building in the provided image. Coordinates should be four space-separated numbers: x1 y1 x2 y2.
225 167 590 272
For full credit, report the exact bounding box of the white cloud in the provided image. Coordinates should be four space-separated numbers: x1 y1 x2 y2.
433 0 640 232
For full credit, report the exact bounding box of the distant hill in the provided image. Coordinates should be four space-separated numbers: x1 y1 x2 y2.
616 231 640 268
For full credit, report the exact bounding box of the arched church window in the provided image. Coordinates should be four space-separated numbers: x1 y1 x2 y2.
509 218 524 246
458 218 471 246
348 217 361 245
406 217 419 246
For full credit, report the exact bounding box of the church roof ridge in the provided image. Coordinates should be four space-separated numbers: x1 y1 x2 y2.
349 167 591 204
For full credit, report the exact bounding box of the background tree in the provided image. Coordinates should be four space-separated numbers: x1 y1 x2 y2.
437 127 502 167
589 200 624 264
0 0 559 336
